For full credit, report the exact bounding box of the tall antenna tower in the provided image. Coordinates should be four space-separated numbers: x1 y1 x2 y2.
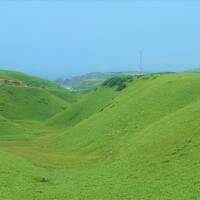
139 51 143 75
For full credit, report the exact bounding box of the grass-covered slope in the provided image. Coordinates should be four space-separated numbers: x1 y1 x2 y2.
46 87 119 128
0 85 69 121
0 70 78 121
54 73 200 154
47 75 133 128
0 116 44 140
0 70 58 88
1 72 200 199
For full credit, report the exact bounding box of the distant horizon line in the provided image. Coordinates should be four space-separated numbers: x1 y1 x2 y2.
0 67 197 81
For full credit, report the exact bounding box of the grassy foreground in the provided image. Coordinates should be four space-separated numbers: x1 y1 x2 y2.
0 70 200 199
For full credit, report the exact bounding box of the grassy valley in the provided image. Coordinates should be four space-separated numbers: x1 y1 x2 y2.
0 70 200 199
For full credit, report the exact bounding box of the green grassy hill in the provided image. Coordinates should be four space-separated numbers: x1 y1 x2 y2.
46 87 119 128
0 70 79 121
1 71 200 199
0 70 59 88
0 85 69 121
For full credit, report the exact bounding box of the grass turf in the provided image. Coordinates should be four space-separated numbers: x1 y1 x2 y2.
0 71 200 199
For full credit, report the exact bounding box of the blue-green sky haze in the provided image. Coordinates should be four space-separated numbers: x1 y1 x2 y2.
0 1 200 79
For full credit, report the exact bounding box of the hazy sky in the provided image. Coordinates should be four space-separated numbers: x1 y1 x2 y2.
0 1 200 79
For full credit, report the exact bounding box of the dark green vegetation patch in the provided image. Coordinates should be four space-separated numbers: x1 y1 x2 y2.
102 75 133 91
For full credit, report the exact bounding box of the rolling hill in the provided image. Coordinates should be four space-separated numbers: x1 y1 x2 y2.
0 71 200 199
56 71 139 91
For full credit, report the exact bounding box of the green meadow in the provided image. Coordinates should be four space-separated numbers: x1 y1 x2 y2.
0 70 200 199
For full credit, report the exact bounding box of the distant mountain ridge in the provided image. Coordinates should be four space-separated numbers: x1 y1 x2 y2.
56 71 139 91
